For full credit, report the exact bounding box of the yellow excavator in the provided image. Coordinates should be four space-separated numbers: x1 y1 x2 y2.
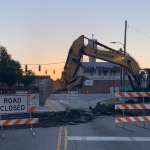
39 35 150 105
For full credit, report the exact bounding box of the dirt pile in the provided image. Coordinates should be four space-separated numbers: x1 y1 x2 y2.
89 102 119 115
1 109 94 129
90 101 150 116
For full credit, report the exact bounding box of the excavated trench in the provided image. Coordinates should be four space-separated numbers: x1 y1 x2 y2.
1 102 118 130
1 100 149 130
1 109 94 130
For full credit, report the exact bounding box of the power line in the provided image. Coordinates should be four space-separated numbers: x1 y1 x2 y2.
21 62 65 65
128 24 150 39
21 59 89 66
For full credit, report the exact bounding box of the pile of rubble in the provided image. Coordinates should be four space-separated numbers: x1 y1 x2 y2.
1 109 94 129
90 100 150 116
2 99 149 130
89 102 118 116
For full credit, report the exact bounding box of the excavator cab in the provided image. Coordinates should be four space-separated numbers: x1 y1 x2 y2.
137 68 150 92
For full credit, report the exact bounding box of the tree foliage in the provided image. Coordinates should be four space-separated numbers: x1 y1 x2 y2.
20 70 36 89
0 46 22 87
0 46 36 89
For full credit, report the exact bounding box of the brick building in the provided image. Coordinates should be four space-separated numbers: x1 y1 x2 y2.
78 61 130 93
0 75 51 94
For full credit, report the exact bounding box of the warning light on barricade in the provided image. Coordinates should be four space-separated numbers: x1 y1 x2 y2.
25 65 28 72
45 69 47 74
38 65 41 71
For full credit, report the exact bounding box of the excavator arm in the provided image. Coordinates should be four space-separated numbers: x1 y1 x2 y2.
51 35 141 93
84 37 141 77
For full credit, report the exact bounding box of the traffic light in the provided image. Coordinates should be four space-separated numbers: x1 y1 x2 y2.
45 69 47 74
39 65 41 71
25 65 27 72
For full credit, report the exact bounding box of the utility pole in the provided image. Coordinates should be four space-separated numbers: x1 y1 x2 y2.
123 20 127 86
124 20 127 54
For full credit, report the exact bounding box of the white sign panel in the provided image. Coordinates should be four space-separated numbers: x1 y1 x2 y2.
84 80 93 86
0 95 28 114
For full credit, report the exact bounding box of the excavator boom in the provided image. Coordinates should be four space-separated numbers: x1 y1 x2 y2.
51 35 141 93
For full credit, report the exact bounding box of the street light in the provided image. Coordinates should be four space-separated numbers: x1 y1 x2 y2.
110 41 124 46
110 41 124 53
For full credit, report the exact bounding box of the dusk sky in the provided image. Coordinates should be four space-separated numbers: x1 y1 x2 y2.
0 0 150 80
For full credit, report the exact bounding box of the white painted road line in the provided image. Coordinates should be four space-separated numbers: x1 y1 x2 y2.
49 100 68 104
59 100 68 104
68 136 150 142
35 110 51 112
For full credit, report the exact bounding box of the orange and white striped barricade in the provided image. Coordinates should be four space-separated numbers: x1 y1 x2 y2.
19 94 38 137
0 118 39 126
0 118 38 139
22 94 38 136
28 94 39 101
0 106 38 139
0 95 38 139
115 92 150 131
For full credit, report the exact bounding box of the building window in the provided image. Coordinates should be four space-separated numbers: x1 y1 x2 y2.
98 70 102 76
110 70 116 76
103 70 108 76
90 70 96 76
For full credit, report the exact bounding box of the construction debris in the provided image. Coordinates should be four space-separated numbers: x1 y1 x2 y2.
1 109 94 129
90 101 150 116
2 99 149 130
89 102 118 115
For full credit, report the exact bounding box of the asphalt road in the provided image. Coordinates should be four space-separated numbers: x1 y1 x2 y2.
1 116 150 150
29 93 115 112
1 94 150 150
46 93 115 112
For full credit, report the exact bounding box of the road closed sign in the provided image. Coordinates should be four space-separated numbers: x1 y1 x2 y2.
0 95 28 114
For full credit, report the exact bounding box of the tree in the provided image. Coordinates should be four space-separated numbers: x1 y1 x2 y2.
0 46 22 87
20 70 35 90
6 60 23 87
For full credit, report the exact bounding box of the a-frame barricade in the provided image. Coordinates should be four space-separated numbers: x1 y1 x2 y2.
0 94 38 139
115 92 150 131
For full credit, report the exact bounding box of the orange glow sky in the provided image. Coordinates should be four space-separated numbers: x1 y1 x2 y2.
0 1 150 80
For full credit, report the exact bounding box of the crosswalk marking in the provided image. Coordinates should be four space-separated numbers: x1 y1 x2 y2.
67 136 150 142
49 100 68 104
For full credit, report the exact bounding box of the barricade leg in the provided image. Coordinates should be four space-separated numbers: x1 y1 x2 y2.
116 97 133 131
117 122 133 131
30 112 35 136
135 97 150 130
1 125 4 139
136 121 150 130
0 115 5 139
28 96 36 136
